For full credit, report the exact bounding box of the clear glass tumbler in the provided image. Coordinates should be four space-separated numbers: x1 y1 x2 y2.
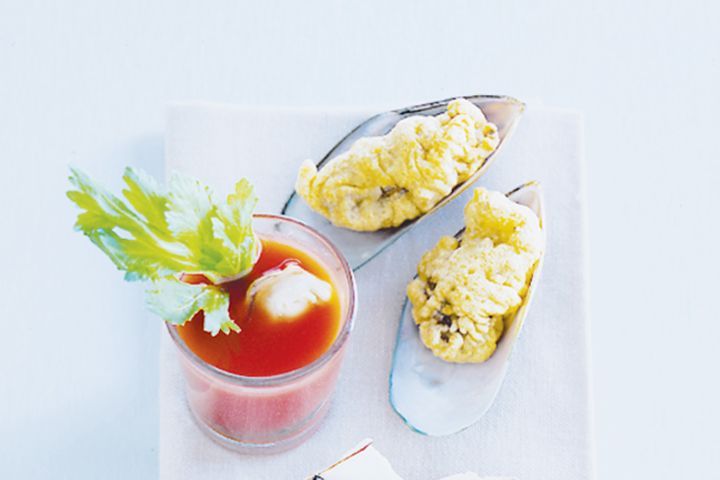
166 214 357 453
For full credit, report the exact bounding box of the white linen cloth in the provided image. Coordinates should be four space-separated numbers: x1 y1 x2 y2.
160 103 592 480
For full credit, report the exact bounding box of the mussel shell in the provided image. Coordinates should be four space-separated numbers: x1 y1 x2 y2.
281 95 525 270
389 181 545 436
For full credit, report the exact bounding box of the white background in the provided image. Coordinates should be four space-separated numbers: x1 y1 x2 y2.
1 1 718 479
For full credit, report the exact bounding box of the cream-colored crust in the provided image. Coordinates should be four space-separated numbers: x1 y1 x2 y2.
296 99 499 231
407 188 543 363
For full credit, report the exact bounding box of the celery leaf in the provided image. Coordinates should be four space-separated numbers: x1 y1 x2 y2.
146 279 238 336
67 167 257 334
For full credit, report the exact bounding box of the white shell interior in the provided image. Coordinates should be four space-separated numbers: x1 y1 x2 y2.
388 182 546 436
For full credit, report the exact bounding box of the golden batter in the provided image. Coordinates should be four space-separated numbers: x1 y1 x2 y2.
296 99 499 231
407 188 543 363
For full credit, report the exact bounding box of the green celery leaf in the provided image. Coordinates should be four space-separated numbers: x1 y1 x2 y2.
68 166 259 334
122 167 172 236
67 167 258 283
67 167 195 280
145 279 238 336
209 178 259 279
164 174 259 283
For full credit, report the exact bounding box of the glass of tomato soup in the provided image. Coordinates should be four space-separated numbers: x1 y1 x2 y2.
166 214 356 453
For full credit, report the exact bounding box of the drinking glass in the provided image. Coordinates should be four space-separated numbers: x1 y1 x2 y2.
166 214 357 453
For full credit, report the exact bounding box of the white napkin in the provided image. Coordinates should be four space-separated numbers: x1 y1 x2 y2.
160 103 592 480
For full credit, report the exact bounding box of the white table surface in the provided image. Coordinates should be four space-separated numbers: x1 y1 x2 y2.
1 1 719 479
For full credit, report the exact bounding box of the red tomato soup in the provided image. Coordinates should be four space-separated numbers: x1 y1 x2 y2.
177 238 342 377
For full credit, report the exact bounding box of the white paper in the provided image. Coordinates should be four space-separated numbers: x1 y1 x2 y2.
309 439 403 480
159 103 592 480
306 439 508 480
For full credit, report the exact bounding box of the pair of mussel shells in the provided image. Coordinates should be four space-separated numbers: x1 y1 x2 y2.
283 95 545 436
